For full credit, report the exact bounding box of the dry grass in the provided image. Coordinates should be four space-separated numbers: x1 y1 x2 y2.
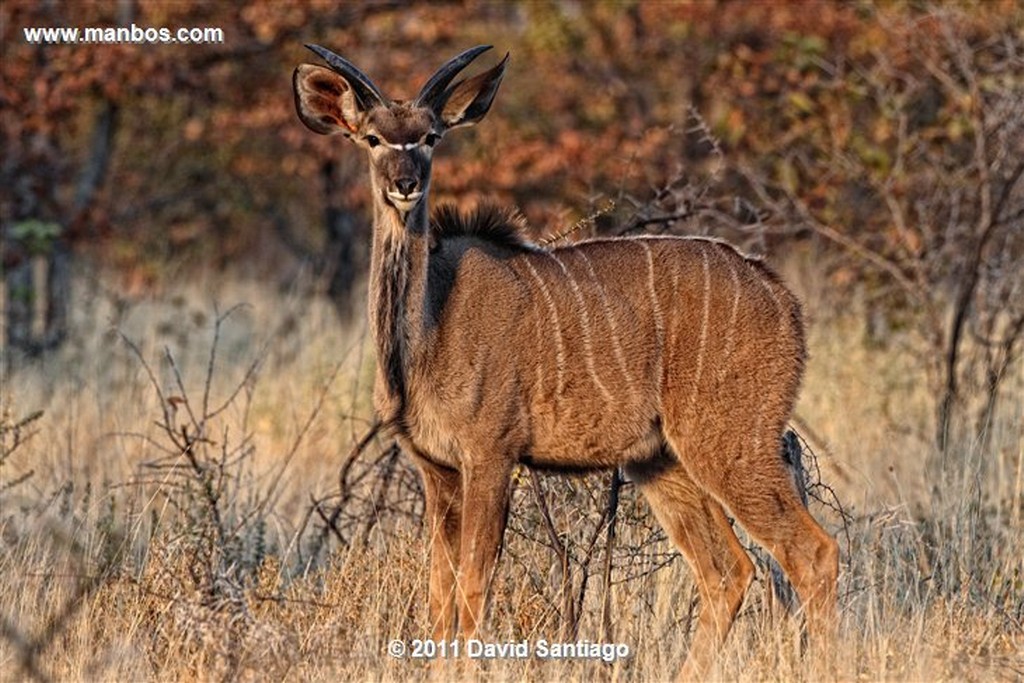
1 265 1022 682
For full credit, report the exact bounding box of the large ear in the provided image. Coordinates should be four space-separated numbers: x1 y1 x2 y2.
439 53 509 130
293 64 366 136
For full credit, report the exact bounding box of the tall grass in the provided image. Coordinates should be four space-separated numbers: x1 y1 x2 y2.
1 267 1021 681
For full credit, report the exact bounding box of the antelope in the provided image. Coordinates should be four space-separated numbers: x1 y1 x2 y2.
293 44 838 678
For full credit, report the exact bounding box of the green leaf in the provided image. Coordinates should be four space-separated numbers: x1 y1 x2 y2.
788 91 816 115
10 220 62 255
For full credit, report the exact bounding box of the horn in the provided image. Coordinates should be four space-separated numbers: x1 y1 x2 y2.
415 45 493 108
305 44 387 109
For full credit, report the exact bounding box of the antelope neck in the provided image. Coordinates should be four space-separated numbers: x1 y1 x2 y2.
369 196 431 414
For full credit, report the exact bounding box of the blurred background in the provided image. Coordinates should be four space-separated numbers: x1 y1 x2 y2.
1 2 1022 680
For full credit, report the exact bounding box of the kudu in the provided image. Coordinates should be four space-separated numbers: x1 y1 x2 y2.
293 44 838 678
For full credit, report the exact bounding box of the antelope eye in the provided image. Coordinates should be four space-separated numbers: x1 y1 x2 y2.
365 135 381 148
424 132 441 147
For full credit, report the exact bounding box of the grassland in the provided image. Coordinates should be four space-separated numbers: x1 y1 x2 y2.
1 261 1021 682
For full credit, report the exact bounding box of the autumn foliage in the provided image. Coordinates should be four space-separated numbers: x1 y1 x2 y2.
0 2 1014 259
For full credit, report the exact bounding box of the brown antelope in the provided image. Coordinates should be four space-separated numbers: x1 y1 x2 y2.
293 44 838 678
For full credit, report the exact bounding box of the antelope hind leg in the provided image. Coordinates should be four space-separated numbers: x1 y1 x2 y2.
629 459 755 681
669 434 839 663
717 465 837 647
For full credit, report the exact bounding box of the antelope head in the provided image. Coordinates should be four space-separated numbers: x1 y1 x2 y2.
293 45 508 223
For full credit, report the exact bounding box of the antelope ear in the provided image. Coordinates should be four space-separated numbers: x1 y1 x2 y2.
293 64 366 136
439 53 508 130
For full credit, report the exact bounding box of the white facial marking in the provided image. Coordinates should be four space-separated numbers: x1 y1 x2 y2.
387 190 423 201
386 191 424 212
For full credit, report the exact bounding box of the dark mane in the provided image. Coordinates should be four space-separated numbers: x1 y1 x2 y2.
430 202 532 250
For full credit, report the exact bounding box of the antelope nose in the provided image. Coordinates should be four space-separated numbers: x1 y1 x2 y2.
395 178 418 197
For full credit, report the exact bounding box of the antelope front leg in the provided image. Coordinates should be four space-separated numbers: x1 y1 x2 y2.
416 458 463 640
456 460 513 640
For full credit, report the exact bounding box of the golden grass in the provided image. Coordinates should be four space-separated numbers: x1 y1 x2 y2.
2 267 1022 682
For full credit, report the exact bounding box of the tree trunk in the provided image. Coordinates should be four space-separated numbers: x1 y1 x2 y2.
3 237 70 358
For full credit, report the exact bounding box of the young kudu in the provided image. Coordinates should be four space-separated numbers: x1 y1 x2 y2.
293 45 838 678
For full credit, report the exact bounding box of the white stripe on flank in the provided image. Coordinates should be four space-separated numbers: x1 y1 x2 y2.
719 250 742 380
576 249 635 393
549 251 615 403
523 257 566 397
688 244 712 413
529 295 546 400
640 241 665 384
747 261 788 457
752 409 765 457
668 253 682 350
750 261 787 335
